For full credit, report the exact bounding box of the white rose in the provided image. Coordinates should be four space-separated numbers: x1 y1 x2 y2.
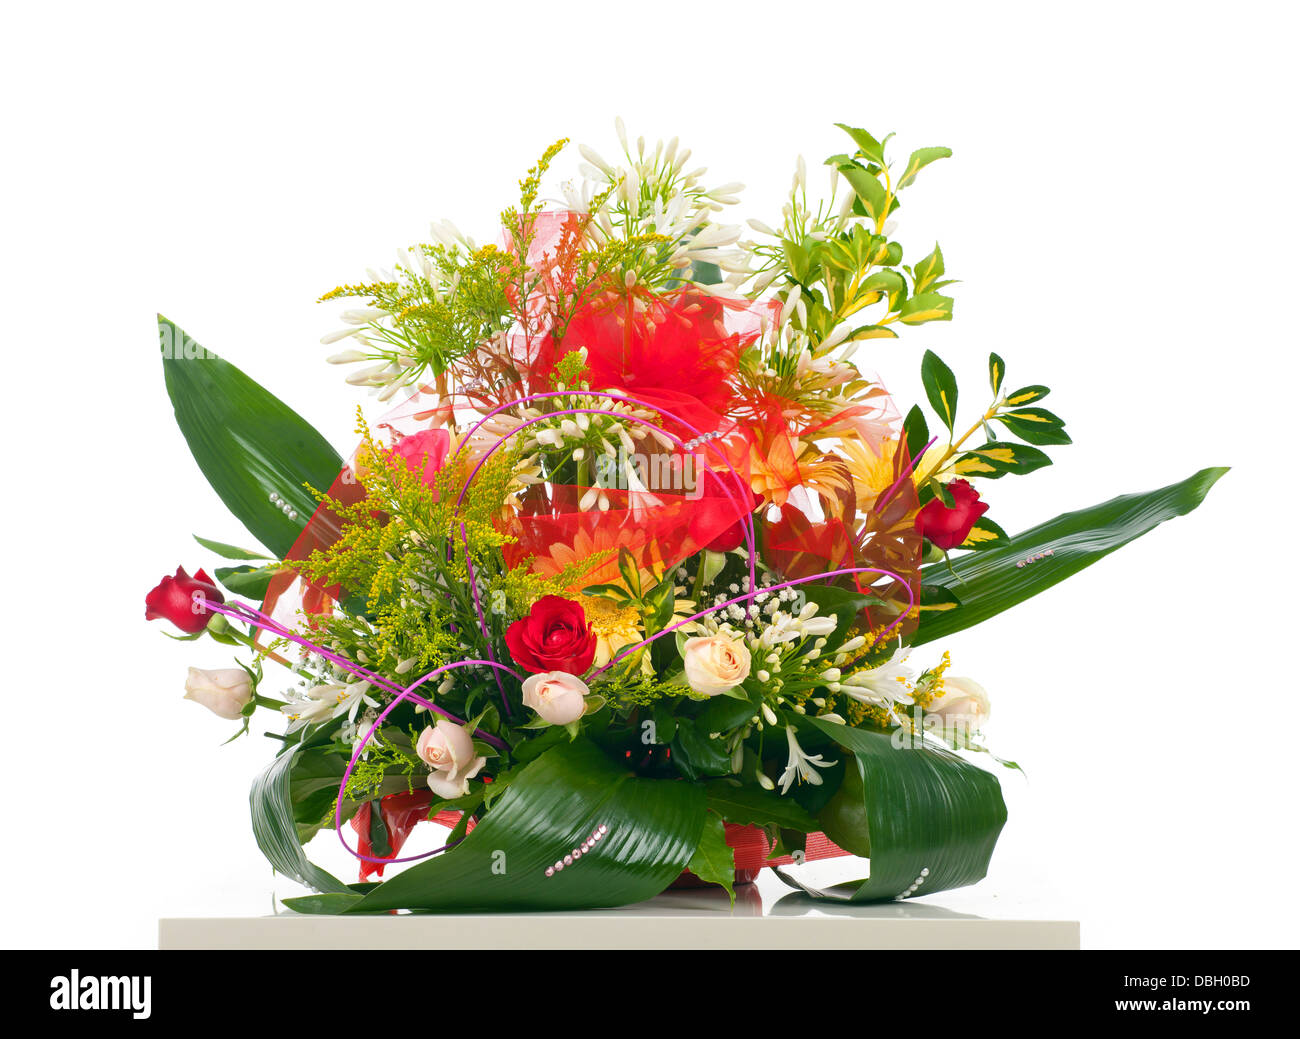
927 676 991 732
521 671 589 726
184 667 253 720
416 719 487 800
681 634 752 696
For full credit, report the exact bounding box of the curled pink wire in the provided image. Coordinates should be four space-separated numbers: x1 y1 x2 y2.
335 659 523 866
205 389 920 869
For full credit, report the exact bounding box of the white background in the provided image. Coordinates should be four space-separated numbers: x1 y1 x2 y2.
2 0 1295 949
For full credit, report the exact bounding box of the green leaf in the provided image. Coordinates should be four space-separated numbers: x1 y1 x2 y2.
214 563 279 599
670 718 732 780
996 406 1071 446
989 352 1007 396
858 270 907 310
956 441 1052 480
797 583 884 654
833 123 887 165
897 146 953 189
616 547 643 598
695 695 758 736
281 892 365 914
960 516 1009 550
902 404 930 464
250 745 350 895
898 292 954 325
912 242 945 293
1003 384 1050 407
193 535 270 560
367 799 391 858
798 718 1006 902
914 467 1229 644
303 739 706 913
837 164 888 222
703 780 818 832
159 316 343 557
686 812 736 903
690 260 723 286
847 323 899 341
920 349 959 432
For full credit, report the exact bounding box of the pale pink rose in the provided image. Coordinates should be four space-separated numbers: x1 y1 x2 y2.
184 666 253 720
416 719 487 800
681 634 751 696
520 671 589 725
927 676 991 731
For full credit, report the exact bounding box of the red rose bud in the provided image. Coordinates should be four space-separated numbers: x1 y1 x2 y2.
145 566 225 633
915 479 989 551
505 595 597 675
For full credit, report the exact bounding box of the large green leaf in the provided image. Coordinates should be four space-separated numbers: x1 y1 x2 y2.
703 780 818 832
159 315 343 557
793 718 1006 902
250 745 350 895
914 467 1228 644
284 739 706 914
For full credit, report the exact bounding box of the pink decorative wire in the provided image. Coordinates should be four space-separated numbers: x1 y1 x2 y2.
336 659 523 865
202 597 508 749
206 390 922 868
592 564 915 678
454 391 762 592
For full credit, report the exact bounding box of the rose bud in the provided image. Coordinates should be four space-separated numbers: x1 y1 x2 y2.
416 719 487 800
145 566 225 634
505 596 597 675
681 634 752 696
927 676 991 731
914 479 989 551
521 671 590 726
183 666 253 720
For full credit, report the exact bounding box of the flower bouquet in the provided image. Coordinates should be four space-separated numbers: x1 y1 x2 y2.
147 121 1224 912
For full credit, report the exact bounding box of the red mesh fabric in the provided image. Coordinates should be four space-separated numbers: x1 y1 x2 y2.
528 287 777 437
726 823 852 871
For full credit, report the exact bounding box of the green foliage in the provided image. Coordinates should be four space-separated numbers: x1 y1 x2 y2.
686 812 736 903
921 349 959 432
915 467 1229 643
159 316 343 557
250 740 351 895
295 415 589 676
284 739 707 914
746 123 956 354
804 717 1006 902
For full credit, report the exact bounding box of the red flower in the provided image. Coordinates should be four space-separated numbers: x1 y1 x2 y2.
389 428 452 490
915 479 989 551
505 596 597 675
145 566 224 633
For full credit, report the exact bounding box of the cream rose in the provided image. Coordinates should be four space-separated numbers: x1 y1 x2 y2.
184 666 253 720
521 671 589 725
927 676 991 731
681 634 752 696
416 719 487 800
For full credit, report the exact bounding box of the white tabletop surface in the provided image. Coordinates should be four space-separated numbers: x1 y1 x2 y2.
159 863 1080 949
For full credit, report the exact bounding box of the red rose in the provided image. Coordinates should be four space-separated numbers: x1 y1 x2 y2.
505 596 597 675
389 429 451 490
145 566 224 633
915 479 989 551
